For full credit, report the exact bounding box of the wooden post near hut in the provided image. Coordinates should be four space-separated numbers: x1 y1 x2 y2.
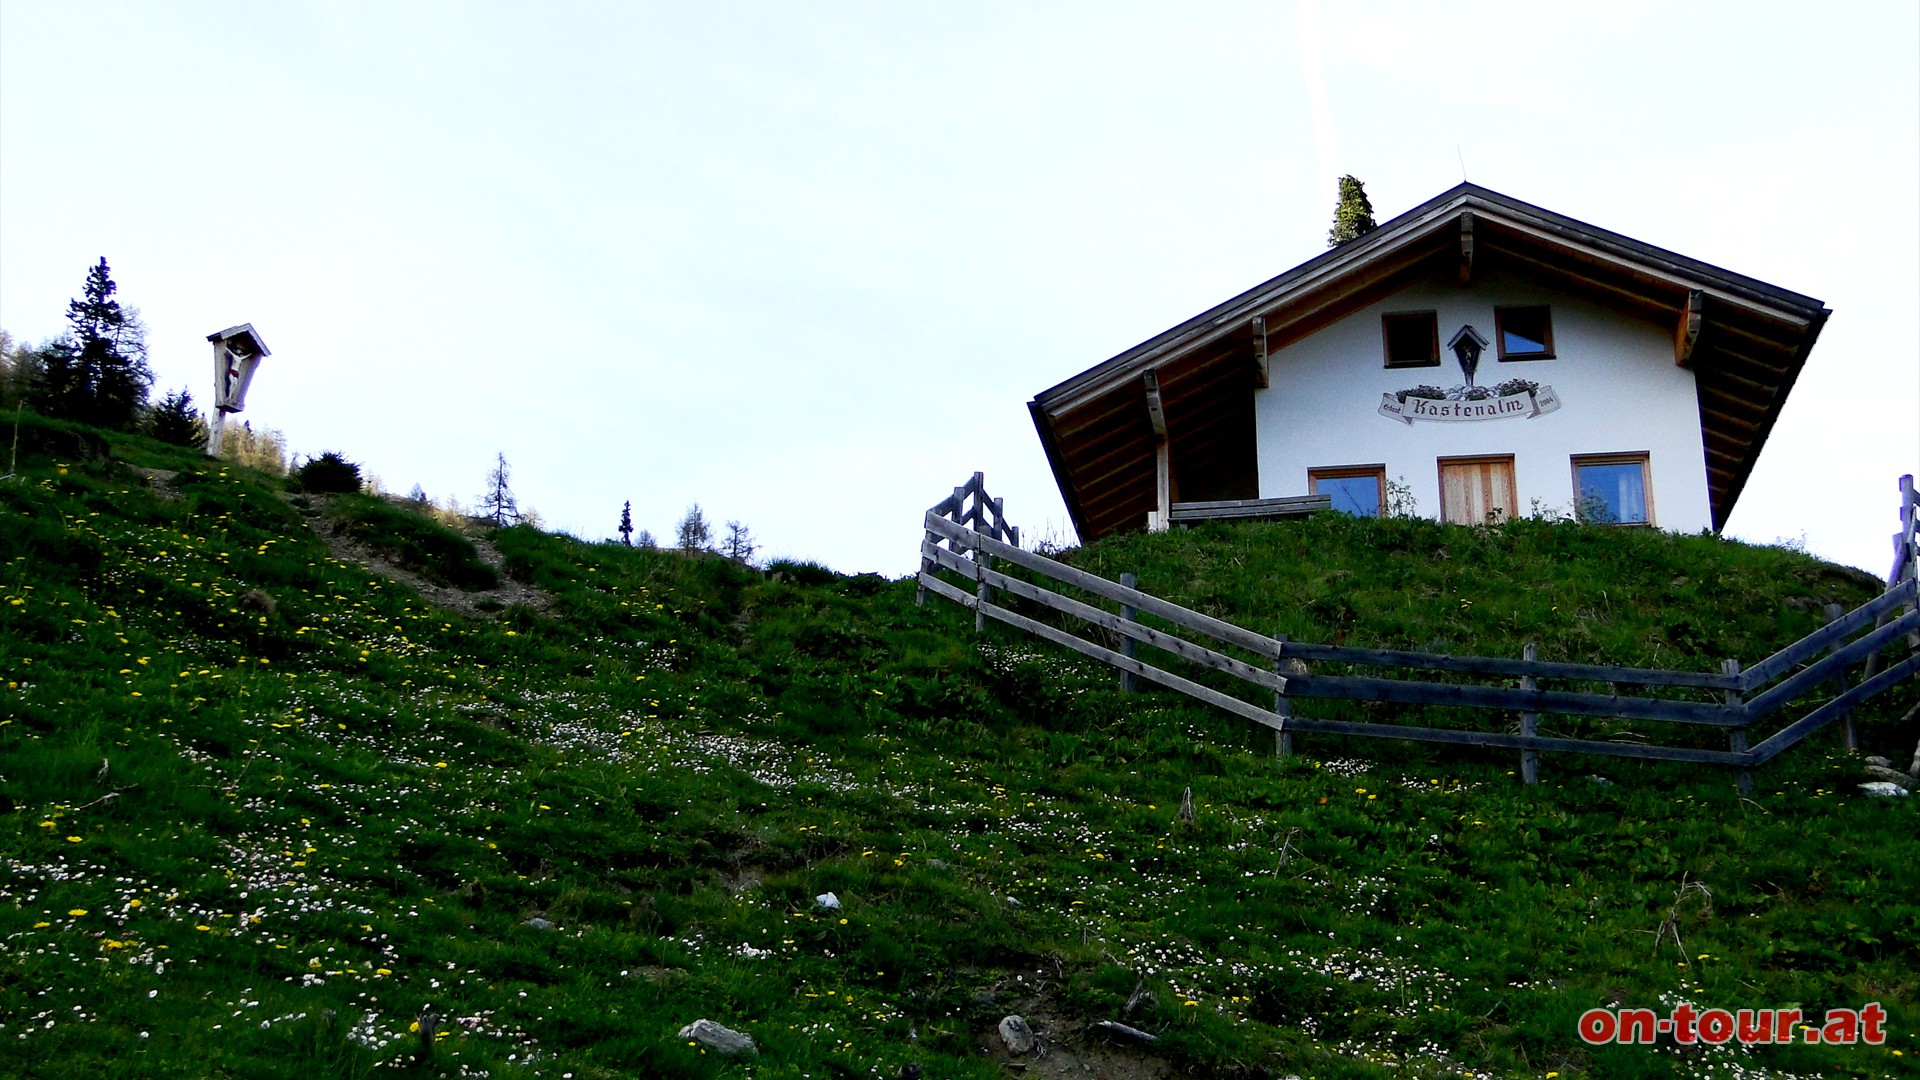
1519 643 1539 784
1119 573 1139 693
974 544 992 634
970 473 993 634
1725 658 1751 795
1862 473 1917 679
1273 634 1293 758
1823 603 1858 752
1144 370 1171 532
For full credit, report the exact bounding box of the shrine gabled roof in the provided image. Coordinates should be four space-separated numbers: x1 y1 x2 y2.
1029 182 1830 540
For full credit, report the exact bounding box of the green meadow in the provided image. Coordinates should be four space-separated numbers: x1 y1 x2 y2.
2 411 1916 1079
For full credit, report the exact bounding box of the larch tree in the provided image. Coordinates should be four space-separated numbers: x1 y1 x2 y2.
722 520 756 565
480 452 521 527
676 503 712 553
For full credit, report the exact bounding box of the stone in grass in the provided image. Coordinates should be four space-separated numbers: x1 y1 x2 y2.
520 917 555 931
997 1015 1035 1054
678 1019 757 1056
1862 765 1916 790
1865 755 1894 769
1859 782 1910 798
815 891 841 911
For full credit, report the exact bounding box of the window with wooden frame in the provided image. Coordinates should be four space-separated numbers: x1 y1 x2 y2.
1309 465 1387 518
1495 305 1554 360
1572 452 1653 525
1381 311 1440 368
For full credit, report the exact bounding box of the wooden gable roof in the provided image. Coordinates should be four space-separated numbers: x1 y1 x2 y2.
1030 183 1830 541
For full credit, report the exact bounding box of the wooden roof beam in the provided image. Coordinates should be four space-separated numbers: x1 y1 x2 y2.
1458 211 1475 285
1143 369 1167 437
1251 316 1268 389
1676 289 1703 367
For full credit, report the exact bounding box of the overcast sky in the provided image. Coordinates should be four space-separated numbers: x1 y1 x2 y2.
3 2 1914 575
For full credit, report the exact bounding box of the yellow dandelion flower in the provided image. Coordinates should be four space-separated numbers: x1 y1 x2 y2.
68 908 88 916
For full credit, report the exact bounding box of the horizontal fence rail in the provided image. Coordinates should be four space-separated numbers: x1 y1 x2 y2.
916 473 1920 786
1168 494 1332 525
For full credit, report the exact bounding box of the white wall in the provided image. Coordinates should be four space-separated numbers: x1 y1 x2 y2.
1253 271 1713 531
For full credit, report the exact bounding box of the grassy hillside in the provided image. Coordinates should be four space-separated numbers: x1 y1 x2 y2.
2 412 1916 1080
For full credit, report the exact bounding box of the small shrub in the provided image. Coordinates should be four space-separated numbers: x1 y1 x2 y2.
293 451 363 494
766 559 838 587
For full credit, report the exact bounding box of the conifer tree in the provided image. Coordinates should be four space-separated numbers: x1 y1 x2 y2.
618 500 634 546
0 329 19 408
34 258 153 427
147 387 206 447
1327 175 1378 247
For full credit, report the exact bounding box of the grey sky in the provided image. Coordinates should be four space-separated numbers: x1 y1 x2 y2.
3 2 1914 574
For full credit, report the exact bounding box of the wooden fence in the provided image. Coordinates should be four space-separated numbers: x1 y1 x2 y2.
917 474 1920 788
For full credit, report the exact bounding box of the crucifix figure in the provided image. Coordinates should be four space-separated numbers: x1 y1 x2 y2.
1448 324 1490 387
205 324 272 458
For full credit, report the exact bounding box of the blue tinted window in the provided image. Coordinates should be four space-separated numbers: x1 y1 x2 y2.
1497 306 1553 358
1576 461 1648 524
1315 474 1382 517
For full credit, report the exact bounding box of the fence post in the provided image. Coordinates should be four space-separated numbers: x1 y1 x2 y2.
948 484 968 553
916 540 928 607
1822 603 1858 752
1724 658 1751 795
1119 572 1138 694
1519 643 1539 785
973 538 991 634
1273 634 1293 758
1864 474 1918 679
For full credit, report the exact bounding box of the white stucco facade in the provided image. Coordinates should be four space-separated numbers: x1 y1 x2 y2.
1253 271 1714 531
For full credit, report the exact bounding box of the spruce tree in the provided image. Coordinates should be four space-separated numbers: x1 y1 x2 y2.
41 258 153 427
147 388 206 447
618 501 634 546
1327 175 1378 247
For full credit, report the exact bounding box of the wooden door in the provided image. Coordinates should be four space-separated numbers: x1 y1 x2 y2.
1439 456 1517 524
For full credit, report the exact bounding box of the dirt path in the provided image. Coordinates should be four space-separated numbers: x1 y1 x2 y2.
137 464 555 619
289 494 556 619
